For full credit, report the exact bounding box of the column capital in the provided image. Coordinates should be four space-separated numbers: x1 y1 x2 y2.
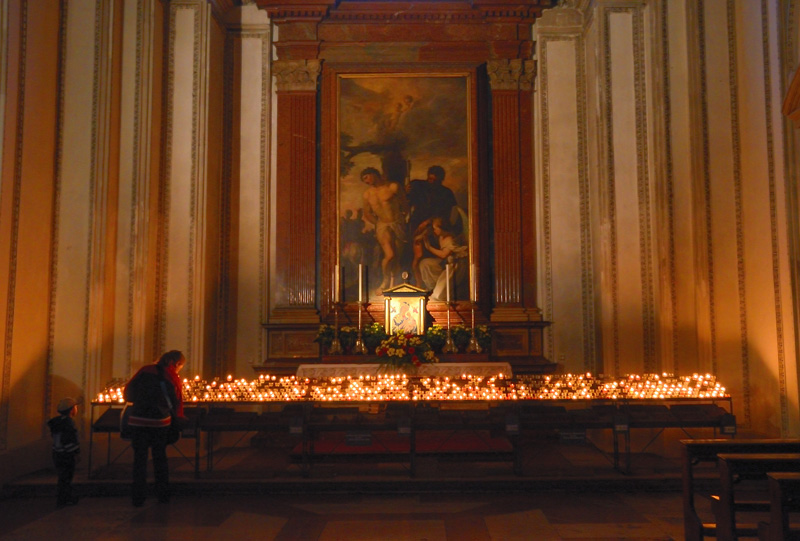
273 59 321 91
487 59 536 91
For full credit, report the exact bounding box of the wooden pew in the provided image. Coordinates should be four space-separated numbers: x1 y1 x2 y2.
681 439 800 541
716 453 800 540
758 472 800 541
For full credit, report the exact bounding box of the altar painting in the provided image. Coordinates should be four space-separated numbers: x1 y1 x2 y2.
337 73 472 303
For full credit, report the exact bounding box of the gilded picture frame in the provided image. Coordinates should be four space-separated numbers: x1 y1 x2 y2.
385 296 426 336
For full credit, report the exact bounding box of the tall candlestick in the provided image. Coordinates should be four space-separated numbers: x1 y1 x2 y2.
334 264 340 303
470 264 477 302
358 264 363 303
445 263 451 303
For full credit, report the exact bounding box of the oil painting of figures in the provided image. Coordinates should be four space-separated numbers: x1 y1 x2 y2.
337 74 472 303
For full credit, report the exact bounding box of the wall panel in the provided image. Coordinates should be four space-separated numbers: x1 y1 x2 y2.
535 6 595 373
232 22 270 375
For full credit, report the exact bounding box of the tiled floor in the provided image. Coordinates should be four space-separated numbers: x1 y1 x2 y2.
1 432 717 540
1 490 687 540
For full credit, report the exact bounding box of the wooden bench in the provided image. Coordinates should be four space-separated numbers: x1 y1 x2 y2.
716 453 800 540
758 472 800 541
681 439 800 541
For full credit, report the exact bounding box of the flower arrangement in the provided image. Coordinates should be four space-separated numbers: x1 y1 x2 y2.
377 333 438 372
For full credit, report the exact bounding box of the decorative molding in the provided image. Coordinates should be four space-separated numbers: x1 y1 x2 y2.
218 31 234 376
259 0 554 25
272 59 320 92
128 0 155 374
602 7 620 375
576 34 595 374
86 0 102 395
695 0 718 376
519 60 536 91
725 0 750 427
159 3 176 355
221 27 271 372
538 34 595 371
86 0 117 422
779 0 800 436
236 30 268 38
259 6 329 23
260 29 270 363
631 6 656 373
208 0 235 19
182 1 201 360
785 0 797 74
658 0 679 375
599 5 656 374
1 0 28 452
321 2 553 24
537 0 583 29
760 0 789 435
0 0 6 184
188 3 207 372
46 0 69 432
160 1 204 363
487 59 523 90
540 38 553 361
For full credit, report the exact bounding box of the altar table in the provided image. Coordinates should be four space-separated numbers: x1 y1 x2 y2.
295 362 513 379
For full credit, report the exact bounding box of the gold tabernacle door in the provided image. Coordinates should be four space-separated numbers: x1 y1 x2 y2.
381 282 429 336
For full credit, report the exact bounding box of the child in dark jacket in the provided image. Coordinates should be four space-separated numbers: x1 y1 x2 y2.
47 397 80 508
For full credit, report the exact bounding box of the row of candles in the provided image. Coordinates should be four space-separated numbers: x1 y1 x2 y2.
95 373 727 404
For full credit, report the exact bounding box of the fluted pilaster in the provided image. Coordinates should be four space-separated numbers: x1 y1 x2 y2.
272 59 320 321
488 58 539 321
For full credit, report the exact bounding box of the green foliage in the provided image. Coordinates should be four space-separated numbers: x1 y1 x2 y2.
425 325 447 353
362 322 388 354
314 325 335 347
476 325 492 352
314 324 357 352
450 325 471 351
316 322 491 355
338 326 358 352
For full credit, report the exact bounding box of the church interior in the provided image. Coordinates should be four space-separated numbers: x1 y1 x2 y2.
2 0 800 536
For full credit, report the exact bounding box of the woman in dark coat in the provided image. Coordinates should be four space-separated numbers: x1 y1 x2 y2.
124 350 186 506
